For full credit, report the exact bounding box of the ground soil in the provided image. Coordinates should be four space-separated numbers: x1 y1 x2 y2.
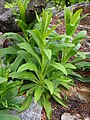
41 10 90 120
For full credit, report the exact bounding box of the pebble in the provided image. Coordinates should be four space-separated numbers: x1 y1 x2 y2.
61 113 82 120
61 113 90 120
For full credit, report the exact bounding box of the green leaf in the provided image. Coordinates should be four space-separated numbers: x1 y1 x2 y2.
0 32 25 42
64 7 82 36
17 50 33 63
43 49 52 60
0 114 20 120
45 25 56 39
70 9 82 26
9 72 38 83
45 79 54 95
64 50 76 63
0 77 7 84
34 85 43 102
16 19 28 30
53 88 61 99
75 62 90 68
64 6 72 25
11 55 23 71
20 83 36 92
72 30 87 44
52 43 75 53
53 95 67 107
73 43 81 51
0 67 6 77
36 12 40 23
26 86 37 96
51 35 72 41
0 110 20 120
51 62 67 75
0 109 9 115
77 76 90 82
0 46 18 57
19 95 32 112
17 0 26 22
43 95 52 119
64 63 76 69
27 29 44 49
18 42 41 65
77 52 86 59
23 0 28 11
18 62 38 73
41 10 52 34
59 82 71 89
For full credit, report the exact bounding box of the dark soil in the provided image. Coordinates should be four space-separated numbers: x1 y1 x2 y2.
41 98 90 120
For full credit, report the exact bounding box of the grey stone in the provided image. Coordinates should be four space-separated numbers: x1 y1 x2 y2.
61 113 82 120
18 102 42 120
11 97 42 120
0 32 5 48
0 0 4 15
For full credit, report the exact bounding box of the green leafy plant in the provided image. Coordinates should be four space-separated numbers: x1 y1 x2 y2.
0 66 21 120
10 10 75 119
0 7 89 119
0 9 75 119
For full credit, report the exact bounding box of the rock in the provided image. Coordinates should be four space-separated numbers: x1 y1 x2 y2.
0 0 46 32
61 113 90 120
0 9 20 32
0 0 4 15
61 113 82 120
26 0 46 24
11 97 42 120
18 102 42 120
76 82 90 102
85 117 90 120
61 82 90 103
0 32 5 48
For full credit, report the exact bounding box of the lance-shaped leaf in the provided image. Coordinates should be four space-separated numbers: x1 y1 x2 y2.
0 46 18 57
43 95 52 119
0 77 7 84
18 42 41 65
11 55 23 72
51 62 67 75
0 110 20 120
34 85 43 102
77 52 86 59
41 10 52 34
45 79 54 95
0 33 25 42
43 49 52 60
9 71 38 83
64 63 76 69
18 62 38 73
19 95 32 112
70 9 82 26
72 30 87 44
27 29 44 48
52 95 67 107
